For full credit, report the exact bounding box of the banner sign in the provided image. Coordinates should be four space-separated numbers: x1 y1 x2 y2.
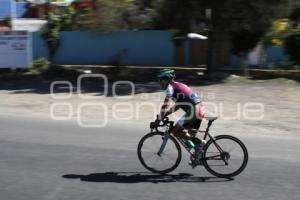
0 31 32 68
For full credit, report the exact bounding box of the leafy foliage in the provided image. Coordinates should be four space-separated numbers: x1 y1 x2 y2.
289 7 300 28
41 12 60 61
87 0 132 31
223 0 291 54
2 18 11 28
41 0 295 69
71 8 95 30
231 30 264 55
284 3 300 65
284 30 300 64
41 7 76 61
152 0 292 72
263 19 290 46
30 58 50 74
82 0 157 31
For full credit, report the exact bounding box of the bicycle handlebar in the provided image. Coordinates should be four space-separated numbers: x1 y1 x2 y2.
150 115 173 129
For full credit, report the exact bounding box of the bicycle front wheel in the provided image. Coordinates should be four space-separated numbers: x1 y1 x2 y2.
137 132 181 174
203 135 248 178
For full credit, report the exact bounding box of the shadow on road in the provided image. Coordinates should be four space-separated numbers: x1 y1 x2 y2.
62 172 233 184
0 67 226 95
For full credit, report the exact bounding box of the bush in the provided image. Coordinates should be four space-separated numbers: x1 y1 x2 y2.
284 31 300 65
30 58 50 74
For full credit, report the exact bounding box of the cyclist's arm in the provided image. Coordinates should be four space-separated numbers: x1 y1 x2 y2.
165 104 180 117
158 96 171 121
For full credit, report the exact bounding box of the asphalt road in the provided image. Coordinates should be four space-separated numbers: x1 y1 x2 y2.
0 114 299 200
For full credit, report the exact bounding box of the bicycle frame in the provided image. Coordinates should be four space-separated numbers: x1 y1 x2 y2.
153 118 224 158
142 117 248 177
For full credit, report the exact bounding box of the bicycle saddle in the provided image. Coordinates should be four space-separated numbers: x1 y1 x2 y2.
204 116 218 121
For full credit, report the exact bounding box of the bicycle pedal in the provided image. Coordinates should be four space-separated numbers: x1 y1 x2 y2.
188 161 197 169
196 160 204 166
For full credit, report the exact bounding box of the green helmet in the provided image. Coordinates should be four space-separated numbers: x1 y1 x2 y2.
157 69 175 79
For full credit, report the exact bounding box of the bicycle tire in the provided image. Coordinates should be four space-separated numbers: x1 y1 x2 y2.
137 132 182 174
202 135 248 178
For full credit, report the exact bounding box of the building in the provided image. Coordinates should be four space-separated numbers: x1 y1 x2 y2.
0 0 96 31
0 0 33 30
0 0 29 19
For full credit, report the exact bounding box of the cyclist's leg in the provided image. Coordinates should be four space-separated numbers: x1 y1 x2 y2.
188 103 205 135
172 106 196 140
189 103 206 143
196 103 205 119
172 115 192 140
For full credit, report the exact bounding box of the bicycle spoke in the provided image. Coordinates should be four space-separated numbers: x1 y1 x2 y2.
142 152 157 159
162 152 177 162
228 147 238 154
203 135 248 178
151 137 160 149
153 155 160 165
138 132 182 174
142 143 157 152
158 156 166 165
161 145 175 154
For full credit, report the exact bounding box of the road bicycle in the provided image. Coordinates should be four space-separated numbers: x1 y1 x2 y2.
137 116 248 178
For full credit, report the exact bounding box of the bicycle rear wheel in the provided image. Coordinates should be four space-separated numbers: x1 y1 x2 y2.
203 135 248 178
137 132 181 174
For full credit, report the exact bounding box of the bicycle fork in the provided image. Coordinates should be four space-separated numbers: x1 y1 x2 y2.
157 131 171 156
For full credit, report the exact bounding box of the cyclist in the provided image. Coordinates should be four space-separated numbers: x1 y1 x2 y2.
156 69 206 163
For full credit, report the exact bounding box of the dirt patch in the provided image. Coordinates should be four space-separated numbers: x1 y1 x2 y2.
0 76 299 137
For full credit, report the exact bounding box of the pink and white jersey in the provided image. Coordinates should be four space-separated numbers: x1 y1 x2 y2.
165 81 201 109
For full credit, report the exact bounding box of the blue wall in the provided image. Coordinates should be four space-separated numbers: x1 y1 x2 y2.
32 31 175 66
0 1 29 18
32 31 48 59
16 2 29 17
230 46 290 67
0 0 10 18
33 30 292 67
265 46 289 65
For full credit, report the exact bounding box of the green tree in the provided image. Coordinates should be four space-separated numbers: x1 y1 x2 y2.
71 0 157 31
71 8 95 30
3 18 11 29
123 0 158 30
284 2 300 65
226 0 292 75
285 31 300 65
264 18 290 48
154 0 293 74
289 7 300 28
41 7 75 62
42 11 61 62
85 0 135 31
